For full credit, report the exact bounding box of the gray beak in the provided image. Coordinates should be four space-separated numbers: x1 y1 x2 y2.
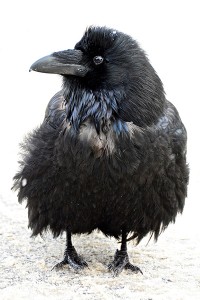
30 49 89 77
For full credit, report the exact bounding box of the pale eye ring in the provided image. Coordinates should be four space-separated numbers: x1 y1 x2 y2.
93 56 104 65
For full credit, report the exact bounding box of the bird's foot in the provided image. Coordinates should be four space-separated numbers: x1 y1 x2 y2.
108 249 143 276
52 246 88 271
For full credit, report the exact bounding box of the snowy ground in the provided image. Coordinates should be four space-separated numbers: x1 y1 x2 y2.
0 186 200 300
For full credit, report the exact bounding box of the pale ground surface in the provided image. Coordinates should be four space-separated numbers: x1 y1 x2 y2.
0 185 200 300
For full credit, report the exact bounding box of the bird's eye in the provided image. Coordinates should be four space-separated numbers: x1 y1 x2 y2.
93 56 104 65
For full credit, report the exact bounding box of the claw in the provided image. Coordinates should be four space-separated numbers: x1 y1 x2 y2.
52 260 68 271
125 262 143 274
108 249 142 276
52 246 88 271
68 252 88 270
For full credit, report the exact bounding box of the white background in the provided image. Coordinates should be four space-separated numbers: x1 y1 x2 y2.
0 0 199 220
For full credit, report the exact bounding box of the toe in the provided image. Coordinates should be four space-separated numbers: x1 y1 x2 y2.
108 249 142 276
68 255 88 270
52 260 68 271
125 262 143 274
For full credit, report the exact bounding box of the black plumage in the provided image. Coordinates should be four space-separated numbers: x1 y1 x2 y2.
13 26 189 275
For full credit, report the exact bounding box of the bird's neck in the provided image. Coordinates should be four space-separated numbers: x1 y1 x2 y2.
64 85 127 134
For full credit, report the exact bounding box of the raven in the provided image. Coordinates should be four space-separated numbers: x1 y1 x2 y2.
13 26 189 275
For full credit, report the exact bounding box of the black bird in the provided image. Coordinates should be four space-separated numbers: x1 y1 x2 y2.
13 26 189 275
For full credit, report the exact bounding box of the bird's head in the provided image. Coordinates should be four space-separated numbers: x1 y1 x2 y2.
30 26 165 127
30 27 135 89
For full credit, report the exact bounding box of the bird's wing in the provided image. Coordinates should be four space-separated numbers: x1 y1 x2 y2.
148 99 188 165
43 90 66 130
155 100 187 141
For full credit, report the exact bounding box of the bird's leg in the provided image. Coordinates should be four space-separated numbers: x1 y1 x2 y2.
53 230 88 270
108 230 143 276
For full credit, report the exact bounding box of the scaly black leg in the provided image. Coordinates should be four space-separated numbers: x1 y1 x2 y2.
53 230 88 271
108 230 143 276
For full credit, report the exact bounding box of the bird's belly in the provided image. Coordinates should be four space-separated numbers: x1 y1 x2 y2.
63 176 134 237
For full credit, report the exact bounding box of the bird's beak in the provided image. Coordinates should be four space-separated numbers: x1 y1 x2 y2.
30 49 89 77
